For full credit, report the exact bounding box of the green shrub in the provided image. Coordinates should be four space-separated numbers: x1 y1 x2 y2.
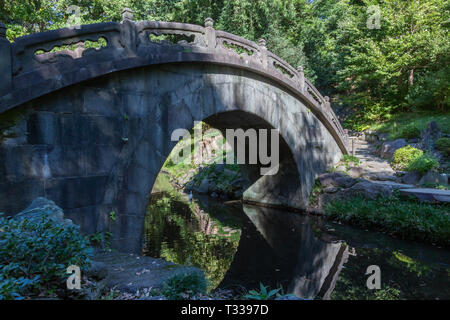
399 125 421 139
407 153 440 174
435 137 450 157
161 272 207 300
392 146 423 170
0 212 93 300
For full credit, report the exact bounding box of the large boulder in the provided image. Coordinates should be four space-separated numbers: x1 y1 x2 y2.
400 172 421 185
196 179 209 194
421 121 441 152
14 197 74 227
380 139 407 159
342 180 393 199
318 172 358 189
419 170 444 186
213 163 225 173
318 180 393 208
348 167 365 178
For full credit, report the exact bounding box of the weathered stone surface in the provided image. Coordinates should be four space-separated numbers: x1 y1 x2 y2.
348 166 364 178
419 170 442 186
400 172 421 185
86 261 108 281
14 197 75 227
380 139 407 159
421 121 441 151
343 180 393 199
318 172 357 189
439 173 448 187
93 251 205 293
372 172 398 181
0 23 11 96
399 188 450 203
323 187 339 193
196 179 209 194
318 180 393 208
370 180 414 190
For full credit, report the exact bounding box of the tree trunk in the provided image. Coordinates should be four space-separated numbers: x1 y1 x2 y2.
409 68 414 86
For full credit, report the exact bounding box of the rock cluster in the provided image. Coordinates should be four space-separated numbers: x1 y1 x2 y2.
14 197 75 227
312 172 417 210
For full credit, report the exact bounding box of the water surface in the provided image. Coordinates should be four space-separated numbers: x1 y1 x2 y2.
143 175 450 299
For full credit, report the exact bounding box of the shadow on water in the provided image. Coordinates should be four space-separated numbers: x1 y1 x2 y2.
144 174 450 299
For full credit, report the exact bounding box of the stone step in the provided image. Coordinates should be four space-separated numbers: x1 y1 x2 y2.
399 188 450 203
371 181 415 189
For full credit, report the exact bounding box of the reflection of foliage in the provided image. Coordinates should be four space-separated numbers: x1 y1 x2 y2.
330 248 449 300
392 252 431 277
144 190 240 290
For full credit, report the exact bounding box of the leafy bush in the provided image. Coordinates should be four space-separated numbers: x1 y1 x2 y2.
399 125 421 139
325 196 450 246
407 153 440 174
392 146 423 170
161 272 207 300
0 212 93 300
435 137 450 157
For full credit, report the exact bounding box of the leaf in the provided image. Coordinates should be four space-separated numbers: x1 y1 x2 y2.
268 288 281 297
259 282 267 295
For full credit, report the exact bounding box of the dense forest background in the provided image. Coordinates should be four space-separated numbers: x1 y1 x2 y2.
1 0 448 129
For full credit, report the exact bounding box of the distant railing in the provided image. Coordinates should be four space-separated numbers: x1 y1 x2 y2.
0 8 348 151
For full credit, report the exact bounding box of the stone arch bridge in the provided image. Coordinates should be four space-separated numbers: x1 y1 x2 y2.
0 10 348 252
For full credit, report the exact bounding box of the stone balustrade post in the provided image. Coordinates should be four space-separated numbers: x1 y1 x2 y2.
120 8 137 53
258 39 267 69
0 23 11 96
324 96 331 109
297 66 305 93
204 18 216 53
122 8 134 21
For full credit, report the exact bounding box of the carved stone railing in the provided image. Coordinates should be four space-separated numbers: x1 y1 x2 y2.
0 8 348 153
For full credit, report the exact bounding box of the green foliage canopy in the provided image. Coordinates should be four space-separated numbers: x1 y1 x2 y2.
1 0 448 123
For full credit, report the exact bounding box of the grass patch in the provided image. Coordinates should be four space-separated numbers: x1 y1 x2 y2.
361 112 450 139
325 195 450 247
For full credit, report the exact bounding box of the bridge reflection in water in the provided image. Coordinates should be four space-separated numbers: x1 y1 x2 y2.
144 187 347 299
220 204 347 299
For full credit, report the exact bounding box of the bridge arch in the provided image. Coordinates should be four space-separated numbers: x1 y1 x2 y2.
0 14 348 252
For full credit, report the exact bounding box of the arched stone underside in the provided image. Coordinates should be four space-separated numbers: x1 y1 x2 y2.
0 16 348 252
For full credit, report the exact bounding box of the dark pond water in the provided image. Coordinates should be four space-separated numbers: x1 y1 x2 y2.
143 176 450 300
